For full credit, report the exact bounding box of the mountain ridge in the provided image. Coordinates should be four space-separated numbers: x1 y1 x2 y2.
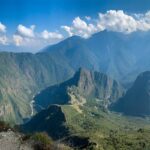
112 71 150 116
34 68 124 113
1 30 150 123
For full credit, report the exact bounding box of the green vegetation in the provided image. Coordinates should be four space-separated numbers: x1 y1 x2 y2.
0 52 73 124
0 121 12 132
113 71 150 116
23 100 150 149
32 132 53 150
2 30 150 124
62 103 150 150
1 31 150 149
23 68 150 149
102 129 150 150
34 68 124 112
32 132 72 150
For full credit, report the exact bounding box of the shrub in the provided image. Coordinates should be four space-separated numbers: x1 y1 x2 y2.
32 132 53 150
0 121 11 132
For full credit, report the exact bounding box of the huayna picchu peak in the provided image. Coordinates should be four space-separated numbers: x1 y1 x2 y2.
34 68 124 113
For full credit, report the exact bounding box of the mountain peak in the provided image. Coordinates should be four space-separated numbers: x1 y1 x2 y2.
112 71 150 116
73 67 93 84
34 69 124 112
136 71 150 82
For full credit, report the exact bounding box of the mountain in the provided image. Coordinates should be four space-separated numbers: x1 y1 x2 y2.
22 70 150 149
44 31 150 86
23 68 124 145
34 68 124 112
112 71 150 116
43 31 150 85
42 36 100 71
22 105 69 140
0 52 74 124
2 30 150 124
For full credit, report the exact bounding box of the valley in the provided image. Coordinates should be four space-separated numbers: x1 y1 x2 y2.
1 31 150 124
1 1 150 149
22 68 150 149
0 31 150 149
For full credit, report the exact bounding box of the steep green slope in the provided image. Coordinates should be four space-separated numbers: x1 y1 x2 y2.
22 100 150 150
22 105 69 140
22 68 150 149
0 52 74 124
2 30 150 124
112 71 150 116
34 68 124 112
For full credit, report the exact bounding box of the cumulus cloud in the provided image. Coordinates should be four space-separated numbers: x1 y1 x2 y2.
41 30 63 40
61 10 150 38
61 26 73 37
62 17 97 38
13 26 64 50
97 10 150 33
16 24 35 38
0 36 8 45
0 23 8 45
135 11 150 31
0 22 6 33
13 35 23 46
4 10 150 51
13 34 44 51
97 10 137 33
85 16 91 21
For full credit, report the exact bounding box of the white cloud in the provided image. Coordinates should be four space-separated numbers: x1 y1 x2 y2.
13 24 37 47
5 10 150 51
97 10 138 33
13 27 64 51
17 24 35 38
135 11 150 31
13 34 44 51
73 17 88 30
85 16 91 21
97 10 150 33
61 26 73 36
0 22 6 33
0 23 8 45
41 30 63 40
0 36 8 45
13 35 23 46
61 10 150 38
72 17 97 38
62 17 97 38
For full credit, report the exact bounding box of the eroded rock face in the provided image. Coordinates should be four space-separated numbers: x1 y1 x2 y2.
34 68 124 111
73 68 124 103
0 131 33 150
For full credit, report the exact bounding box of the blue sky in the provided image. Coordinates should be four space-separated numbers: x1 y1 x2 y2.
1 0 150 31
1 0 150 52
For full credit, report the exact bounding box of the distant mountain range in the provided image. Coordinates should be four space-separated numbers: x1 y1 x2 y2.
43 30 150 86
1 30 150 123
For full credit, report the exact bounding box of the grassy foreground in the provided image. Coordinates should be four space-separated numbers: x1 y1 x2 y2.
61 101 150 150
